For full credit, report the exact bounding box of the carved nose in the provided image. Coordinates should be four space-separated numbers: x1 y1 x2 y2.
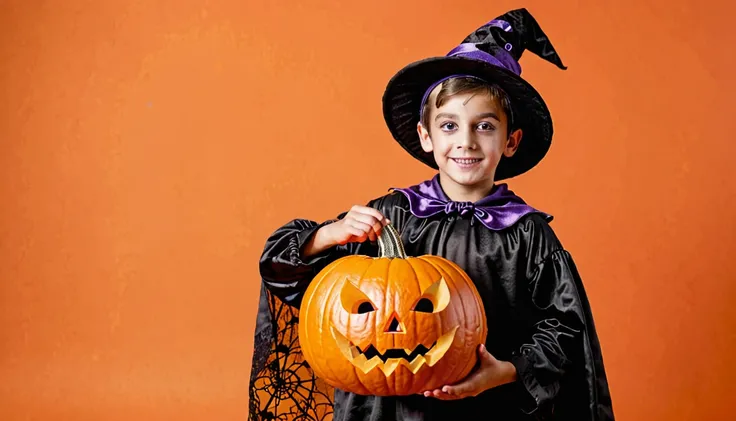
384 313 403 333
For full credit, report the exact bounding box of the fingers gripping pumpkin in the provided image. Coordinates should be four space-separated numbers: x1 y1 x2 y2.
298 223 488 396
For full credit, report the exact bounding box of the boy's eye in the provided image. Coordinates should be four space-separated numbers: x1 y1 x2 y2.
478 122 495 131
440 122 457 131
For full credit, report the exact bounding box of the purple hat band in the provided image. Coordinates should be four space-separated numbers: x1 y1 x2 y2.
418 19 522 120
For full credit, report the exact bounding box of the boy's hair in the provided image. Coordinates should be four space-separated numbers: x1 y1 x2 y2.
420 76 514 135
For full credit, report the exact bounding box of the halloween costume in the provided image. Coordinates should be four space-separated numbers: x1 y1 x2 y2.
248 8 614 421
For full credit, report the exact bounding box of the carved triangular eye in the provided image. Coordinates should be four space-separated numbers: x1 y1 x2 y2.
341 279 376 314
356 301 375 314
413 298 434 313
412 277 450 314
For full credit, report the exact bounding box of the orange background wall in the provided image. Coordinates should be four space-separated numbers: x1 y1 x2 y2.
1 0 734 420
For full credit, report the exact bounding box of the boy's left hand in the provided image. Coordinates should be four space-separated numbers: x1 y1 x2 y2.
420 344 517 400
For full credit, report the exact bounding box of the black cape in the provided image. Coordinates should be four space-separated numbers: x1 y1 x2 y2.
248 190 615 421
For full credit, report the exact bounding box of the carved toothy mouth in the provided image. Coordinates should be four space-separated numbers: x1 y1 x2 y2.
330 325 458 377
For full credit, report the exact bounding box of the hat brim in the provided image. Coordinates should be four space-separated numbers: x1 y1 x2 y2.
382 56 553 180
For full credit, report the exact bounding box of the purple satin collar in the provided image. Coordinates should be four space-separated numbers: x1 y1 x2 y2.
390 175 551 231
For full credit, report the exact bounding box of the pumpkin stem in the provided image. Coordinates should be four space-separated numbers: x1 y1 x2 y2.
377 223 407 259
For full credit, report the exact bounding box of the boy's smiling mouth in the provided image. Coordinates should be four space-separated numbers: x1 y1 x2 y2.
450 158 483 167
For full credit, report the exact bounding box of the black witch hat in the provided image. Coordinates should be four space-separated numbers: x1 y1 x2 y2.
382 8 567 180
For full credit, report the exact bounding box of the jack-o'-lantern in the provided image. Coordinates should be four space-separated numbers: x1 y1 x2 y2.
298 223 487 396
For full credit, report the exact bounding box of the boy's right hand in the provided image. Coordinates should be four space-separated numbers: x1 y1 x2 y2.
325 205 390 245
302 205 389 259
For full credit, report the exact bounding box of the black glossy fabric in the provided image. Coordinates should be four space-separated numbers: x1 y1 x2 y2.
248 191 615 421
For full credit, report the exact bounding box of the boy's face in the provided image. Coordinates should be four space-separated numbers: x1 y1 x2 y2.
417 85 522 199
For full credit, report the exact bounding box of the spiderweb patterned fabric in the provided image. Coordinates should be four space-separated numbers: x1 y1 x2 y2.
248 286 334 421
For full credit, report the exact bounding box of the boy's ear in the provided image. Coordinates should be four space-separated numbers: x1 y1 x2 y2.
417 122 434 153
503 128 523 157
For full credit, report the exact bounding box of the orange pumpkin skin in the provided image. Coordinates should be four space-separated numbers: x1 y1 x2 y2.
298 225 487 396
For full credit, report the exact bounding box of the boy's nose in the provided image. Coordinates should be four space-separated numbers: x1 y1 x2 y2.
457 133 478 149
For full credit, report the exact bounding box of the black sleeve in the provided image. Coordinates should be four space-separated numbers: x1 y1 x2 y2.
258 200 384 308
509 248 615 420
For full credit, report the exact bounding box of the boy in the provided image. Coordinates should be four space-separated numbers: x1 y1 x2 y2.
248 8 615 421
